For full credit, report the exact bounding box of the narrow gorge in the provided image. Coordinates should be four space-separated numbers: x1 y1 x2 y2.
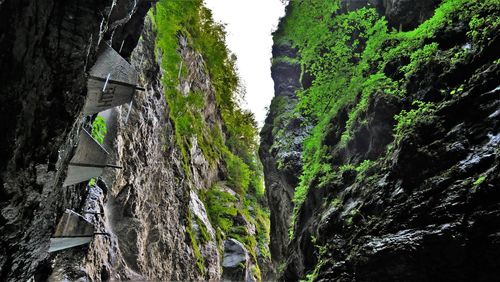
0 0 499 281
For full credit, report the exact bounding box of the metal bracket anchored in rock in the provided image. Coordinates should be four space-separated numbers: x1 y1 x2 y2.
63 129 121 187
48 210 110 253
83 43 145 115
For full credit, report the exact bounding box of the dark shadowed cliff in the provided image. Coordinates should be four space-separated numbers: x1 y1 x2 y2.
0 0 269 281
0 0 154 279
1 0 499 281
261 0 500 281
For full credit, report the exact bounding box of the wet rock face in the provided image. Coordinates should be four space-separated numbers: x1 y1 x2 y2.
222 239 256 282
263 1 499 281
260 1 440 272
76 21 222 281
302 75 500 282
259 44 306 268
1 0 263 281
0 0 153 280
222 239 249 281
381 0 442 30
41 16 224 281
288 24 499 282
340 93 402 164
285 92 500 279
340 0 442 30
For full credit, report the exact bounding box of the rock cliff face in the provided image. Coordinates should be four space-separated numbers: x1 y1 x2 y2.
56 18 223 281
340 0 443 30
0 0 153 280
0 1 268 281
259 44 306 267
262 0 499 281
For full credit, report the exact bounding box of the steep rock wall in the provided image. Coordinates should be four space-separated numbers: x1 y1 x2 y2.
338 0 442 30
101 25 223 281
46 17 221 281
0 1 268 281
259 44 306 267
262 0 499 281
0 0 154 280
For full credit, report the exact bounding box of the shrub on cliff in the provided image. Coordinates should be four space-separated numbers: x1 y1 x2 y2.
277 0 500 239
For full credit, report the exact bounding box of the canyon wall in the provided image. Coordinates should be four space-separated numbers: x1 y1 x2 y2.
0 1 268 281
262 0 500 280
0 0 153 279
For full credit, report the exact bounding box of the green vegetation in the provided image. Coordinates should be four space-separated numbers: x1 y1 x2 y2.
339 164 355 173
186 211 206 275
251 265 262 281
277 261 287 276
152 1 269 279
254 205 271 259
340 73 403 146
202 184 271 267
91 116 107 144
196 216 211 243
154 0 259 175
473 175 487 186
202 185 270 274
88 178 96 187
450 85 464 96
394 101 436 143
301 236 328 282
226 154 251 193
345 208 361 226
331 197 342 208
87 116 108 188
356 160 374 174
301 261 322 282
203 186 238 233
272 56 300 66
85 116 108 189
266 95 304 174
277 0 500 240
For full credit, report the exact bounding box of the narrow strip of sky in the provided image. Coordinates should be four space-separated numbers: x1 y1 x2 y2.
203 0 286 127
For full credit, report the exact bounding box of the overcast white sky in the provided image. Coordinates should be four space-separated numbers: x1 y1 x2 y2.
204 0 286 127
